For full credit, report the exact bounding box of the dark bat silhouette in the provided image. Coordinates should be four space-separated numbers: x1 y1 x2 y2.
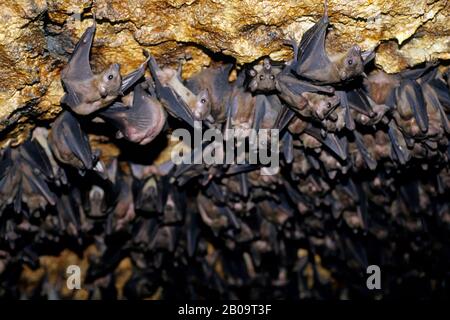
293 1 366 84
98 83 167 145
48 111 97 172
61 21 148 115
147 54 211 127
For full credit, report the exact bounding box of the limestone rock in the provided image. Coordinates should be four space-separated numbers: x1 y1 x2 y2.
0 0 449 146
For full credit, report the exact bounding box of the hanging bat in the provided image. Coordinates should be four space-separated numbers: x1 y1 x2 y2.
31 127 68 186
303 125 348 161
147 54 211 127
292 0 366 84
48 111 97 173
98 83 167 145
186 62 234 124
61 20 148 115
247 58 282 93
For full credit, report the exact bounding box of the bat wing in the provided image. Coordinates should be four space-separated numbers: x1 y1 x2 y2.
99 102 129 131
225 163 261 176
274 105 296 131
354 131 377 170
397 79 428 133
120 57 149 93
304 126 348 161
60 112 94 170
388 121 410 165
277 73 334 95
336 90 355 130
19 140 54 180
295 12 331 81
63 23 96 82
282 130 294 164
346 88 375 117
147 56 195 128
422 83 450 133
253 95 268 130
60 82 82 109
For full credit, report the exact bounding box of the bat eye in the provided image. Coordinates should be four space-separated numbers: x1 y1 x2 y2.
201 98 206 104
259 75 265 80
108 74 114 80
347 59 353 66
270 75 275 80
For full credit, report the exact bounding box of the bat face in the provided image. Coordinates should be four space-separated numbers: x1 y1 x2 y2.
338 46 364 82
192 89 211 120
248 58 281 93
98 63 122 98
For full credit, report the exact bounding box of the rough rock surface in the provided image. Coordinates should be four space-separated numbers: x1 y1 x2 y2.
0 0 449 146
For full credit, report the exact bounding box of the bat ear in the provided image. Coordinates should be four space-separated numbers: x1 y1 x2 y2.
361 49 375 65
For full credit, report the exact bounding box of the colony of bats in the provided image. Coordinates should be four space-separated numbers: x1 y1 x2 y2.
1 2 450 299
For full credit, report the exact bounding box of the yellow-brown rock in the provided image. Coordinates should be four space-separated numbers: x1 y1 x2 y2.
0 0 449 146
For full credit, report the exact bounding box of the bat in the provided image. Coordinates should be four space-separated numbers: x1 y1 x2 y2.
247 58 282 93
31 127 68 186
48 111 97 173
293 0 366 84
147 54 211 127
98 83 167 145
303 125 348 161
186 62 234 124
388 121 410 165
419 67 450 133
61 20 148 115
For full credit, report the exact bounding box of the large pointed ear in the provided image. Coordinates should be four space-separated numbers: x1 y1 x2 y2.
63 21 96 82
361 49 375 66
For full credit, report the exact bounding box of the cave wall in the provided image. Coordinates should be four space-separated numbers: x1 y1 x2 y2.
0 0 449 146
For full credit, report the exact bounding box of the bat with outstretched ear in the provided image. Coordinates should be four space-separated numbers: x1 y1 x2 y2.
186 62 234 124
98 83 167 145
147 53 210 127
61 20 149 115
293 0 366 84
48 111 97 173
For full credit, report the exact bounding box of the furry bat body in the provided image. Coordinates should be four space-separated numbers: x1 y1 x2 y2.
61 21 148 115
99 84 166 145
147 55 211 127
292 1 365 84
